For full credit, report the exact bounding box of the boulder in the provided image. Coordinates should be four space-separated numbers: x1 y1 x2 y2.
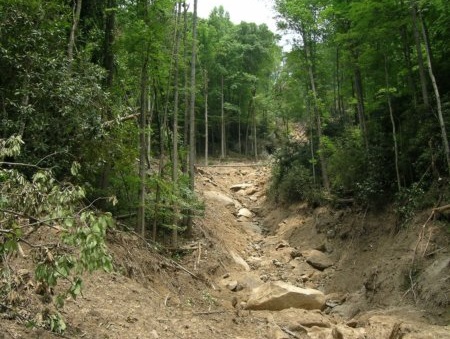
238 208 253 218
204 191 238 208
245 281 326 311
303 249 333 270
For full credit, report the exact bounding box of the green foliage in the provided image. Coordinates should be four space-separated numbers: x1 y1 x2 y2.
47 312 66 334
146 170 204 235
0 0 109 176
326 127 367 194
394 183 425 227
270 141 324 205
0 137 113 332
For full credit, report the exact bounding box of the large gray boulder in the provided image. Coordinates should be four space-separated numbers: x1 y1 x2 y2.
245 281 326 311
204 190 239 208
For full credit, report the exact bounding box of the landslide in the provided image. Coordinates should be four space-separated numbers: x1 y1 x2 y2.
1 162 449 339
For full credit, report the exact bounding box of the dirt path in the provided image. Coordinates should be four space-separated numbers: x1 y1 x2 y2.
2 162 449 338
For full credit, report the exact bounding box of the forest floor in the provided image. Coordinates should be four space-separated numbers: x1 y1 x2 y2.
1 161 450 338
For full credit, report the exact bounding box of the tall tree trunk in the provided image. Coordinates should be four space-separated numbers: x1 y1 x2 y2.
251 89 257 159
98 0 117 205
204 69 209 166
384 55 401 191
309 101 316 185
103 0 116 93
304 39 330 192
172 1 182 247
238 109 241 154
68 0 82 68
137 58 148 237
220 75 225 159
137 0 150 237
411 3 429 108
187 0 197 237
182 0 189 174
419 10 450 174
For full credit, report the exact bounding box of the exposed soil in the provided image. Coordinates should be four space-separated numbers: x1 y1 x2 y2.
1 162 449 338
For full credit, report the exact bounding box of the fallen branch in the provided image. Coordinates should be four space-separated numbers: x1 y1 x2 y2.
193 310 226 315
281 326 301 339
102 113 139 128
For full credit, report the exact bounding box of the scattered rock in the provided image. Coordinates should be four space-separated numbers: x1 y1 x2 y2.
275 240 290 250
237 216 250 222
230 183 253 192
230 250 251 271
245 281 326 311
227 280 238 291
290 249 302 259
238 208 253 218
303 249 333 270
271 308 331 332
272 259 283 268
244 187 257 196
246 256 262 269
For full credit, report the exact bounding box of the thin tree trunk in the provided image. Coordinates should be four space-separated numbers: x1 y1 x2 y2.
251 89 257 159
308 98 316 185
411 3 429 108
220 75 225 159
204 69 209 166
137 0 150 237
137 58 148 237
304 40 330 192
187 0 197 237
419 10 450 174
182 0 189 174
103 0 116 93
172 1 182 247
384 55 401 191
238 109 241 154
68 0 82 67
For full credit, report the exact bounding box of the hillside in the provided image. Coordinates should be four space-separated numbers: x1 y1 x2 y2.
1 163 449 338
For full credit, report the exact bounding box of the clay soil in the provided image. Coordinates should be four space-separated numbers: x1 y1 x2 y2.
1 162 449 338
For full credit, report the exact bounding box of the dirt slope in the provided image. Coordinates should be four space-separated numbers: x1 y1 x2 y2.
1 162 449 338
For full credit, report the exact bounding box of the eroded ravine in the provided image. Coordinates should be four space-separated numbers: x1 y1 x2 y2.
2 162 448 339
196 163 450 339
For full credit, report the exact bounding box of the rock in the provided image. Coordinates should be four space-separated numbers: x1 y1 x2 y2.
227 280 238 291
238 208 253 218
290 249 302 259
204 191 237 207
230 250 251 271
275 240 290 250
303 249 333 270
245 281 326 311
246 256 262 269
272 308 330 328
230 183 253 192
244 187 258 196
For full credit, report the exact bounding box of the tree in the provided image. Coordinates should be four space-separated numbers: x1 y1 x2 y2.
187 0 198 236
